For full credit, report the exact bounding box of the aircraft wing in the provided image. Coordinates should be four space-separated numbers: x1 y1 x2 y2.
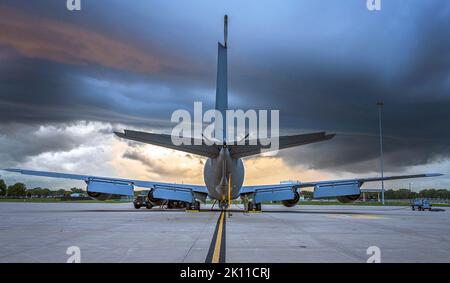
240 173 443 202
3 168 208 203
296 173 443 188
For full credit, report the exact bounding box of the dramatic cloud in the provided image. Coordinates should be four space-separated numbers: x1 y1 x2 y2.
0 0 449 189
122 148 201 178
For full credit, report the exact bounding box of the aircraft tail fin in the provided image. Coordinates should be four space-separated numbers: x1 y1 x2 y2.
215 15 228 141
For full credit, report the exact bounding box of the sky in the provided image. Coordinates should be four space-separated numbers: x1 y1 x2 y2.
0 0 449 191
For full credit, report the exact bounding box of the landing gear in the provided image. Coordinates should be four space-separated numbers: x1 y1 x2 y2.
165 200 190 209
133 198 143 209
134 194 152 209
189 201 200 210
219 201 228 210
246 202 261 212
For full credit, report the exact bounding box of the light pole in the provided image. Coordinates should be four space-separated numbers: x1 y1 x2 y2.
409 182 413 198
377 101 385 205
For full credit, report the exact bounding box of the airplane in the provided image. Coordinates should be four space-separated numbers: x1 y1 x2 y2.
3 15 442 212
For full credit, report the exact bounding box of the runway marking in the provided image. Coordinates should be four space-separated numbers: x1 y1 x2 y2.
205 211 226 263
327 214 387 219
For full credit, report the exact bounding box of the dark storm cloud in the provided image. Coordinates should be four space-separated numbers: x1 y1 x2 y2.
227 1 450 172
0 55 210 127
0 122 113 166
276 133 450 174
0 0 449 175
0 3 216 128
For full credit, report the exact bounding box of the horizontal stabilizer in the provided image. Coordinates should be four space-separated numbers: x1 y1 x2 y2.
229 132 335 158
115 130 220 158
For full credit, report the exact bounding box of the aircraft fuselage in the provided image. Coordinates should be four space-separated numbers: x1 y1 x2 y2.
203 147 244 201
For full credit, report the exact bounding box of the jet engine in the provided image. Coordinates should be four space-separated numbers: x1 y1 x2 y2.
86 180 133 201
336 194 360 203
282 191 300 207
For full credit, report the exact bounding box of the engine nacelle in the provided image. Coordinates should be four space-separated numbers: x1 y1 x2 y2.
336 194 360 203
282 191 300 207
87 191 114 201
86 180 133 201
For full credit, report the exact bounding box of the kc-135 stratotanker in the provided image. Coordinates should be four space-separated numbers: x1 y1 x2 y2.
4 16 442 211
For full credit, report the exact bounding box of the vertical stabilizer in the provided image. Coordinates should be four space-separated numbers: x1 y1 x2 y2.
215 15 228 141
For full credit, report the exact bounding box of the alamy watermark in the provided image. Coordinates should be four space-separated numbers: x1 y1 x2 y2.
67 0 81 11
367 246 381 263
66 246 81 263
367 0 381 11
171 102 280 154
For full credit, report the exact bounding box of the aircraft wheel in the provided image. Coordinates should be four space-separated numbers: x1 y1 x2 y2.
146 202 153 209
248 202 254 211
255 203 262 211
194 201 201 210
134 203 141 209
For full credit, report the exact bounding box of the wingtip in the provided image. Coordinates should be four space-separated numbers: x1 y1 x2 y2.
426 173 444 177
114 131 126 138
2 168 21 173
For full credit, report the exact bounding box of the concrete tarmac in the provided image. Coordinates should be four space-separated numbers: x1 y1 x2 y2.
0 202 449 263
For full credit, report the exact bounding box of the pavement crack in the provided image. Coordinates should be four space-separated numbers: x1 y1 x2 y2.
181 212 216 263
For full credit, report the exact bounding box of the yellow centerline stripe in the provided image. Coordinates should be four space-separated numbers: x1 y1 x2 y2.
212 211 225 263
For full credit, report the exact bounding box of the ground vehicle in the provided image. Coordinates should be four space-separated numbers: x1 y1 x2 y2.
411 199 432 211
133 191 152 209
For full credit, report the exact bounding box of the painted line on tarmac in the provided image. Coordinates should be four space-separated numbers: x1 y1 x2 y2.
327 214 388 219
205 210 226 263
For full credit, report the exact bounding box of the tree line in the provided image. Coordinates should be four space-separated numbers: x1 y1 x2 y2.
383 188 450 199
0 179 85 198
300 188 450 200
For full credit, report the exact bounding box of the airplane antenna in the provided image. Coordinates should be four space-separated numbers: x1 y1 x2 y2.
224 15 228 48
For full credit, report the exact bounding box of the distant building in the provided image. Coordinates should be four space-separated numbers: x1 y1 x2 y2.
360 188 382 202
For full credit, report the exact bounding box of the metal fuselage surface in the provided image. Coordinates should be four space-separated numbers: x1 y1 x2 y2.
203 147 244 201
